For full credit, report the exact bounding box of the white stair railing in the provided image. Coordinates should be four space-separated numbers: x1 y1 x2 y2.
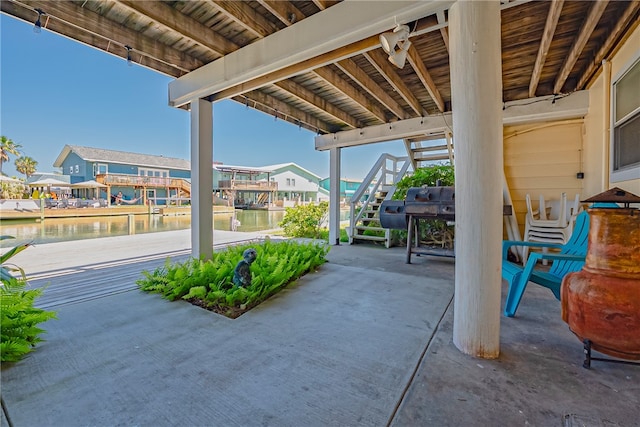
348 153 411 244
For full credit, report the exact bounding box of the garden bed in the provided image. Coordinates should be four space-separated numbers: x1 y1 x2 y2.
137 239 329 319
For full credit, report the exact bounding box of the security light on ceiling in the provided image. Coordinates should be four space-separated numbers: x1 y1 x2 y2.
379 24 411 68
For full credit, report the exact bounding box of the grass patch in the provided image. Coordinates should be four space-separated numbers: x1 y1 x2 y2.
137 239 329 318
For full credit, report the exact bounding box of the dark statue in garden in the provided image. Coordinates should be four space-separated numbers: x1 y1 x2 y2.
233 248 257 288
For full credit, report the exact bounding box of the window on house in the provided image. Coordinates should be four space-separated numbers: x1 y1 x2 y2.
75 165 79 173
611 55 640 182
69 166 73 174
291 179 295 186
286 178 291 185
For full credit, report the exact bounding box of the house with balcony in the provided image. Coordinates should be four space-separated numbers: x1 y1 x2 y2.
259 163 329 207
53 145 191 206
213 164 278 209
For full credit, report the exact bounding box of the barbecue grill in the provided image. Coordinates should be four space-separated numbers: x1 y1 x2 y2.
380 186 455 263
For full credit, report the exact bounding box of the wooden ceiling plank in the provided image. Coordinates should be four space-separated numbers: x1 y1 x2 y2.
207 35 380 102
116 0 238 55
1 0 186 78
529 0 564 98
274 80 361 129
335 59 407 120
210 1 384 127
210 0 278 39
313 67 388 123
553 0 609 94
258 0 303 27
18 0 203 72
236 91 335 133
364 49 425 117
577 1 640 89
406 44 445 112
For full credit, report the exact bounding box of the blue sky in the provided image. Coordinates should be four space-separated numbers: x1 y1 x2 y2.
1 15 407 180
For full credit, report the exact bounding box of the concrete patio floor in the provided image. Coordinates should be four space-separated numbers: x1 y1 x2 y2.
1 231 638 426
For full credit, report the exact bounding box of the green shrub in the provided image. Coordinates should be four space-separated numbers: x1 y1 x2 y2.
393 163 454 201
137 239 329 318
279 202 328 239
318 228 349 243
1 236 56 363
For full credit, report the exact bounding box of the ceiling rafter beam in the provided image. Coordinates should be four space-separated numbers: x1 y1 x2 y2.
313 67 388 123
406 44 445 112
237 91 335 134
436 10 449 52
169 1 454 107
335 59 407 120
553 0 609 94
529 0 564 98
258 0 303 27
15 0 203 72
274 80 361 129
205 35 381 103
3 0 193 76
209 0 369 129
577 1 640 89
115 0 238 56
364 49 425 117
209 1 278 39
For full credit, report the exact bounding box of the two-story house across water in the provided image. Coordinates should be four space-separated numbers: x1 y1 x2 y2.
53 145 191 206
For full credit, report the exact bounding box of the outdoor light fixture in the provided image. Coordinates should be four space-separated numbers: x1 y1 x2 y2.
33 8 45 33
379 24 411 68
125 45 133 66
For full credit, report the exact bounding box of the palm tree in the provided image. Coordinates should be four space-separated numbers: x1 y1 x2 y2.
14 156 38 179
1 136 22 175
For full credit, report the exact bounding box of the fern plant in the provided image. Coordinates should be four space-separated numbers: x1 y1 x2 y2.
137 239 329 318
1 236 56 363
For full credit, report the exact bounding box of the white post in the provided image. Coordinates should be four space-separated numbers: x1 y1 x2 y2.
450 1 503 358
190 98 214 259
329 147 342 245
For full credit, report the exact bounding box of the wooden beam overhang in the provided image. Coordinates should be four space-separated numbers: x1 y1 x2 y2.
168 0 453 107
236 91 334 134
115 0 237 56
577 1 640 90
553 0 609 94
334 59 408 121
316 90 590 150
258 0 304 26
529 0 564 97
313 66 390 123
406 44 445 112
364 49 426 117
273 80 361 129
6 0 202 74
210 1 279 39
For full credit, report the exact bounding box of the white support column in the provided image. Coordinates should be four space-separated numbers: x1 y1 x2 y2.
329 147 342 245
190 98 214 259
450 1 503 358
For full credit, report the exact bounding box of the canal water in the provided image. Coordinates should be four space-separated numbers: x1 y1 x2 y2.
1 210 286 245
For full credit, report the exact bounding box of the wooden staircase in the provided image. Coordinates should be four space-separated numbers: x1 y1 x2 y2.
348 154 411 248
348 134 454 248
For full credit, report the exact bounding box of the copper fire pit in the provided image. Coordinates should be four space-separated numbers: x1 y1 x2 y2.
561 188 640 362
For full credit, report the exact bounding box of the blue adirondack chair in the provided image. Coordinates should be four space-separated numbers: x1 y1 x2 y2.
501 210 590 317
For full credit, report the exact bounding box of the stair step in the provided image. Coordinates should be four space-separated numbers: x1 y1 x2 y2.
360 218 379 224
351 234 387 242
355 225 385 231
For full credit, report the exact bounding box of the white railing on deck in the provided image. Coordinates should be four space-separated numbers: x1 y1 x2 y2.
348 153 411 241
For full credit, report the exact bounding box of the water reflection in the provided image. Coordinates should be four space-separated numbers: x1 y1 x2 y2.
1 210 286 245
